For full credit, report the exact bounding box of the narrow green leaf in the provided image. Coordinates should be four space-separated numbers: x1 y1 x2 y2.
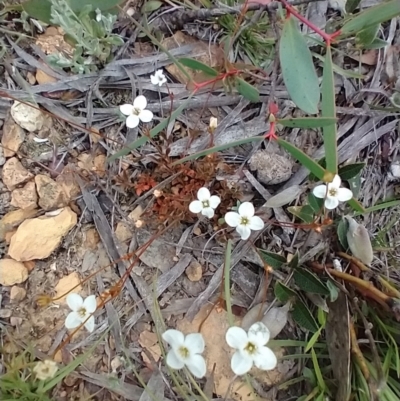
235 78 260 102
289 252 300 269
277 117 336 128
346 0 362 13
292 299 319 332
288 205 314 223
178 58 218 77
311 348 327 391
141 0 163 12
259 250 287 269
327 280 339 302
360 199 400 214
294 269 330 295
321 46 337 174
109 95 194 161
277 138 326 180
279 16 320 114
348 198 366 213
275 281 298 303
172 135 263 165
341 0 400 35
309 158 327 182
69 0 124 11
356 24 380 47
305 326 324 352
313 52 364 79
338 162 365 180
337 218 349 249
363 38 389 50
308 193 324 213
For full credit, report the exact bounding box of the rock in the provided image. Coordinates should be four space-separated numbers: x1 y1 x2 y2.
0 208 38 241
8 207 77 261
56 165 80 202
4 230 16 244
249 150 293 185
185 260 203 282
0 259 29 286
10 286 27 302
10 101 45 132
35 174 67 211
84 228 100 250
54 272 82 304
36 69 57 85
115 222 132 243
2 115 25 157
2 157 34 190
0 145 5 166
11 181 37 210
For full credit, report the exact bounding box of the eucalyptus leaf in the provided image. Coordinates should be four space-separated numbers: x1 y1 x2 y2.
178 58 218 77
265 185 304 208
292 299 319 332
280 16 320 114
356 24 380 47
275 281 298 303
141 0 163 12
308 193 324 213
288 252 300 269
363 38 389 50
235 78 260 102
259 250 287 269
294 269 330 295
338 162 365 180
337 218 349 250
277 117 336 128
288 205 314 224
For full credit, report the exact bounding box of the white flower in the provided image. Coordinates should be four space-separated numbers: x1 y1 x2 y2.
189 187 221 219
65 293 96 333
150 69 167 87
162 329 206 378
225 202 264 240
226 322 277 375
95 8 102 22
33 360 58 380
120 96 154 128
313 174 353 210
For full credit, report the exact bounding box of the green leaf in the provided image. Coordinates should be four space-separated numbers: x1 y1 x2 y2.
279 16 320 114
363 38 389 50
259 250 287 269
172 135 263 165
235 78 260 102
311 348 327 390
348 173 362 198
338 162 365 180
277 117 336 128
69 0 124 11
346 0 362 13
312 52 364 79
308 158 327 182
178 58 218 77
358 199 400 214
327 280 339 302
348 198 366 213
305 325 324 352
292 299 318 332
341 0 400 35
321 46 337 174
141 0 163 12
277 138 326 180
22 0 51 23
288 205 314 224
109 94 194 161
337 218 349 250
289 252 300 269
275 281 298 303
356 24 380 47
294 269 330 295
308 193 324 213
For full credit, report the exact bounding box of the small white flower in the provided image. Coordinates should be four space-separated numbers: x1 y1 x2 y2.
65 293 96 333
313 174 353 210
225 202 264 240
209 117 218 130
150 69 167 87
189 187 221 219
226 322 277 375
95 8 102 22
33 360 58 380
120 96 154 129
162 329 206 378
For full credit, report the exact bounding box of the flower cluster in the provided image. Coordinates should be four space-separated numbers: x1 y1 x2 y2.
33 359 58 381
162 322 277 378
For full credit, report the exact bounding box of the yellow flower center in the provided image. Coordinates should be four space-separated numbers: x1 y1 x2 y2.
133 108 141 116
240 217 249 226
202 200 210 208
329 188 338 197
178 346 189 359
78 307 87 318
244 342 257 355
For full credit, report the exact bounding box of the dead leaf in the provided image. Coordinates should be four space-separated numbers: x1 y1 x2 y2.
36 68 58 85
139 330 162 365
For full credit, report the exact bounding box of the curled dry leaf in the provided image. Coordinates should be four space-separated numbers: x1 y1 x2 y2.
345 217 373 266
265 185 304 208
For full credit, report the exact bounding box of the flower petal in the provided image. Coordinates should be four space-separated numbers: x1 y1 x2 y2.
331 174 341 187
65 312 81 329
236 225 251 240
150 75 159 85
84 316 95 333
253 346 277 371
337 187 353 202
225 212 241 228
126 114 139 128
238 202 255 218
231 351 253 375
201 207 214 219
162 329 185 349
197 187 211 201
189 200 203 214
186 354 207 378
209 195 221 209
184 333 205 354
248 322 270 346
324 197 339 210
66 293 83 311
139 109 153 123
248 216 264 231
119 104 134 116
83 295 97 314
313 185 327 199
166 349 185 370
226 326 248 349
133 95 147 110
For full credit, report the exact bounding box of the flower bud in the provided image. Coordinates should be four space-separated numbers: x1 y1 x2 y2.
345 216 373 266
